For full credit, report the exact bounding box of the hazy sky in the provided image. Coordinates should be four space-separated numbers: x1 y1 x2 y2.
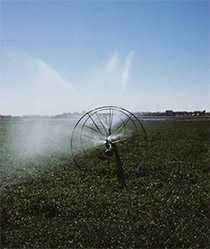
0 0 209 115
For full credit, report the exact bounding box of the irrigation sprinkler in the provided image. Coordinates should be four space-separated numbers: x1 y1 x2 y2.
71 106 148 188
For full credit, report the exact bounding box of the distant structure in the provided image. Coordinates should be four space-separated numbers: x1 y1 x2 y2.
0 114 12 119
54 112 81 119
0 110 209 120
137 110 210 119
192 110 206 117
165 110 174 116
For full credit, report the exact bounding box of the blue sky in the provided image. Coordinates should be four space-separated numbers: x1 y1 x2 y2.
0 0 209 115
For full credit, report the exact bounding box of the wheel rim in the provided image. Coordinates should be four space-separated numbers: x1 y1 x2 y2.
70 106 148 172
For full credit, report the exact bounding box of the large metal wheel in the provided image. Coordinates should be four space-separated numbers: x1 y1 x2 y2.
70 106 148 184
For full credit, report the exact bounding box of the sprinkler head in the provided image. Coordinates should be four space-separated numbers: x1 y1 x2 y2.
104 138 114 157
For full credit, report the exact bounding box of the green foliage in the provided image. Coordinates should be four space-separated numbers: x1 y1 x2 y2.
1 120 209 249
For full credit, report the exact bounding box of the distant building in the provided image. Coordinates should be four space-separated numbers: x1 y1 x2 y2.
175 111 189 116
0 114 12 119
165 110 174 116
192 110 206 116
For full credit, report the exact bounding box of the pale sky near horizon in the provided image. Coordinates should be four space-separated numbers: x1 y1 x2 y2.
0 0 209 115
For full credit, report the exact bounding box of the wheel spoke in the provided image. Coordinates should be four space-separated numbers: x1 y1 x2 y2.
88 113 105 137
103 112 110 132
108 108 114 135
95 113 108 136
114 114 132 134
85 125 99 135
83 133 96 141
113 116 127 134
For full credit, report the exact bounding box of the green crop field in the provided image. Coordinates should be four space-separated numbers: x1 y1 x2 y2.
0 119 209 249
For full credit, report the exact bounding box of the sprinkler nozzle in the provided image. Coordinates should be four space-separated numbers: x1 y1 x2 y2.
104 138 113 157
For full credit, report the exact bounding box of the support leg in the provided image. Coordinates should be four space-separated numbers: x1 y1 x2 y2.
112 143 127 188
